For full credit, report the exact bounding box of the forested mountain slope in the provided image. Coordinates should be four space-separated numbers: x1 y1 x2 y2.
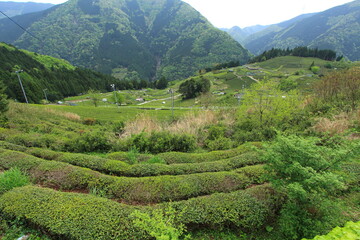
0 0 250 81
0 42 119 103
243 0 360 60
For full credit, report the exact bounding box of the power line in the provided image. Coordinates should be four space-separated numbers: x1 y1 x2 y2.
0 10 42 42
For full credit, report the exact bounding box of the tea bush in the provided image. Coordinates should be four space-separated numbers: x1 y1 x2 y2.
0 185 280 239
0 149 265 203
0 186 148 240
157 143 259 164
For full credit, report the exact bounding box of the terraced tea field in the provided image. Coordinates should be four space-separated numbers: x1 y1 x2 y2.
0 141 280 239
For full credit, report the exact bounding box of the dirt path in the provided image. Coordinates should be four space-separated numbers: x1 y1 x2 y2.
137 94 181 105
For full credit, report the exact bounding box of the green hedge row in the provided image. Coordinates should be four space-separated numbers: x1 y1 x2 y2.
0 149 266 203
156 142 260 164
0 185 280 239
17 144 263 177
0 186 148 240
168 184 282 230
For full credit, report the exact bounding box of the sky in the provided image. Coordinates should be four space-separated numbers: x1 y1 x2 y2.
0 0 355 28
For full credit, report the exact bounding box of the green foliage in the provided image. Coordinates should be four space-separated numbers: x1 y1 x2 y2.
125 131 197 154
249 47 338 63
0 80 8 115
314 67 360 111
0 186 147 240
157 143 257 164
0 0 250 81
131 205 190 240
170 185 281 231
0 43 122 103
64 130 112 153
302 221 360 240
0 184 279 239
155 76 169 90
310 66 320 74
0 149 266 203
0 168 30 194
179 77 211 99
206 137 234 151
263 135 359 239
235 80 303 142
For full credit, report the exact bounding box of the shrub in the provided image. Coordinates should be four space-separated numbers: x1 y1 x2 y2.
0 168 30 194
263 135 359 239
131 205 190 240
126 131 197 154
65 130 111 153
206 137 234 151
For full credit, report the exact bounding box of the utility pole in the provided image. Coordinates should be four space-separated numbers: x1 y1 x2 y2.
15 70 28 104
169 88 174 119
43 89 48 103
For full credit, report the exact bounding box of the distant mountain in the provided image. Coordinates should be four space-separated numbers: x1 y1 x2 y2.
223 13 316 47
0 0 250 81
222 25 268 45
0 2 54 19
243 1 360 60
0 42 120 103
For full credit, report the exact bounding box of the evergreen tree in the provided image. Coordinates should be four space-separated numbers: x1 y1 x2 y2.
155 76 168 90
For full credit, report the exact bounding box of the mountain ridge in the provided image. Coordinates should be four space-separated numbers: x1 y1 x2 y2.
0 1 54 19
0 0 250 81
242 0 360 60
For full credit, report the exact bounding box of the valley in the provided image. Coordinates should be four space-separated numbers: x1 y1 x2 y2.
0 0 359 239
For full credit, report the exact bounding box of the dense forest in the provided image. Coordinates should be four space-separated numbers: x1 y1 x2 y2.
249 47 341 63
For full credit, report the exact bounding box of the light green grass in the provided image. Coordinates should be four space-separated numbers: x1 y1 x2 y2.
35 105 193 122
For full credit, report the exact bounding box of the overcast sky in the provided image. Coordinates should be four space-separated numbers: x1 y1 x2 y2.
1 0 355 28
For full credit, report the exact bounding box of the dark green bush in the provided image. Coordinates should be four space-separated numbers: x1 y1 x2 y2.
64 131 111 153
126 132 197 154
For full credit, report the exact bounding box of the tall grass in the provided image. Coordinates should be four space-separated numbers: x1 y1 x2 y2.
123 109 236 137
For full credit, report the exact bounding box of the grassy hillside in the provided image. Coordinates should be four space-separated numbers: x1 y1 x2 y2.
0 56 359 239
